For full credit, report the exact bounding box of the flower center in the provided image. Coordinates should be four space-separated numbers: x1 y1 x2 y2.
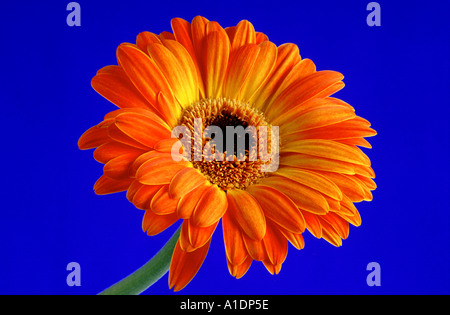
177 98 273 190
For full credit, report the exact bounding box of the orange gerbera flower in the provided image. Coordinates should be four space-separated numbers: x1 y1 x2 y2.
79 16 376 291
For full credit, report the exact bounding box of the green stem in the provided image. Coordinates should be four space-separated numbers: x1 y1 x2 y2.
98 226 181 295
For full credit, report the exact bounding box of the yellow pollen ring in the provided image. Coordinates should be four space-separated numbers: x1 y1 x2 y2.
177 98 274 190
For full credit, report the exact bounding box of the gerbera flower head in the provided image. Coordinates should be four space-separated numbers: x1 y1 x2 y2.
78 16 376 291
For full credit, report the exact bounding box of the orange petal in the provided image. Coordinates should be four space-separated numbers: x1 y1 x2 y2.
176 182 211 219
261 58 316 112
242 232 267 261
142 211 178 236
132 184 162 210
257 176 329 215
136 31 162 52
103 153 140 180
171 17 205 98
351 177 373 201
169 239 210 292
169 167 207 198
280 153 356 175
187 220 219 250
317 81 345 99
288 131 375 147
191 15 209 62
231 20 256 52
223 44 260 100
161 39 199 105
276 168 343 201
202 29 230 99
315 171 367 202
343 208 362 227
136 155 190 185
146 42 196 106
353 163 376 178
117 43 171 102
281 139 371 166
226 189 266 240
94 142 146 164
266 70 343 119
262 260 282 275
355 174 377 190
93 175 132 195
192 185 228 227
103 107 165 121
222 211 248 265
246 185 305 233
179 220 194 252
239 41 277 101
227 256 252 279
318 217 342 247
155 90 180 128
159 31 175 41
255 32 268 44
272 97 331 126
107 122 151 150
224 26 236 42
126 180 142 203
337 138 373 148
281 104 356 135
114 112 171 148
301 210 322 238
285 116 377 141
92 65 154 110
337 196 362 227
279 228 305 250
116 43 179 125
78 124 110 150
152 138 179 153
129 150 162 176
171 18 195 56
263 221 288 266
321 212 349 240
150 185 179 215
251 43 301 108
324 195 342 213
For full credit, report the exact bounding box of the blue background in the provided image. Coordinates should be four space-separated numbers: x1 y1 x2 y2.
0 0 448 295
